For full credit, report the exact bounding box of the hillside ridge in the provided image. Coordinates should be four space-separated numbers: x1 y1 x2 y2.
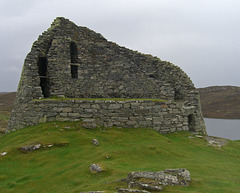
197 86 240 119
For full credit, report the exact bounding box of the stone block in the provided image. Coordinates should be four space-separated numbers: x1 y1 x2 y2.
62 107 72 113
91 104 100 109
56 117 69 122
38 115 47 123
108 104 122 109
126 121 137 126
161 104 168 109
60 113 68 117
80 103 91 108
68 113 80 117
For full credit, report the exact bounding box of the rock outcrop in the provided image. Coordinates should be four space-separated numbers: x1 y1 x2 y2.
119 169 191 192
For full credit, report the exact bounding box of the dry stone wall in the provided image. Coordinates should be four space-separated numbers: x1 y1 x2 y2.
8 99 203 134
8 17 206 134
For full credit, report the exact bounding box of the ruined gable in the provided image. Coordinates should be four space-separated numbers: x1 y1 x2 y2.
8 17 206 134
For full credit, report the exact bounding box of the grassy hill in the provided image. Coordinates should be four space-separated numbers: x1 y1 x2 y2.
0 92 16 133
197 86 240 119
0 122 239 193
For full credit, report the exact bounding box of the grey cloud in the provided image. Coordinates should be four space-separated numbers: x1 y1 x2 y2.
0 0 239 91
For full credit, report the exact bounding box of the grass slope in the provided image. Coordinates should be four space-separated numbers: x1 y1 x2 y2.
0 122 239 193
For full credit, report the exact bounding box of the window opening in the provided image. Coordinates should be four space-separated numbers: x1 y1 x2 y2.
174 89 183 101
37 57 47 76
37 57 50 98
71 65 78 79
70 42 78 63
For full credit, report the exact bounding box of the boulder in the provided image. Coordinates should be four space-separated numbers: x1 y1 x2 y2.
0 152 7 156
92 139 99 146
129 182 162 192
118 189 150 193
89 164 102 173
18 144 42 153
117 169 191 192
18 143 68 153
127 168 191 186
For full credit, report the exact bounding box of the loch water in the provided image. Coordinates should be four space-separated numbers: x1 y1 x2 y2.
204 118 240 140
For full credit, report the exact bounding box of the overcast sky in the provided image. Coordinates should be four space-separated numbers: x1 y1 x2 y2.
0 0 239 91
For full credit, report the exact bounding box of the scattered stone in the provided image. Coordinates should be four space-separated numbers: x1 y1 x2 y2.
118 189 150 193
18 144 42 153
129 182 162 192
122 168 191 192
45 144 54 148
89 164 102 173
127 169 191 186
18 143 68 153
79 191 105 193
0 152 7 156
205 136 229 148
64 126 71 129
92 139 99 146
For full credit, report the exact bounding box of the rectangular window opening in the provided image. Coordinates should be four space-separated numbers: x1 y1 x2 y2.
37 57 47 76
70 42 78 63
71 65 78 79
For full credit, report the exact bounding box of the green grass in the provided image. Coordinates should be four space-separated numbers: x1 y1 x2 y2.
0 122 239 193
0 111 10 132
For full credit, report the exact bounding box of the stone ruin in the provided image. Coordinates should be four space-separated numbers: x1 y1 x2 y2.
8 17 206 134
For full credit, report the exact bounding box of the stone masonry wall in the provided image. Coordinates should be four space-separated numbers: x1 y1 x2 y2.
8 17 206 134
9 99 202 134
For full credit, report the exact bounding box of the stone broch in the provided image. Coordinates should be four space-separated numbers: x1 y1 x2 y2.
7 17 206 135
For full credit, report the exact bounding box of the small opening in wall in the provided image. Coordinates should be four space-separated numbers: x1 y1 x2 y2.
71 65 78 79
70 42 78 63
40 78 50 98
148 74 156 79
174 89 184 101
37 57 47 76
188 114 194 132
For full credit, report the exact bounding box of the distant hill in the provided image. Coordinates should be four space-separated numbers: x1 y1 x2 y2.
0 92 16 132
197 86 240 119
0 92 16 112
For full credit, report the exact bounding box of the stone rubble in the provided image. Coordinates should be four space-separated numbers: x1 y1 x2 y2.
92 139 99 146
0 151 7 156
18 143 68 153
204 136 229 148
118 189 150 193
89 164 102 173
117 169 191 192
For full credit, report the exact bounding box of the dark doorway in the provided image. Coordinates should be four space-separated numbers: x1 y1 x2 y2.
70 42 78 63
37 57 48 76
71 65 78 79
40 78 50 98
188 114 195 131
37 57 50 98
